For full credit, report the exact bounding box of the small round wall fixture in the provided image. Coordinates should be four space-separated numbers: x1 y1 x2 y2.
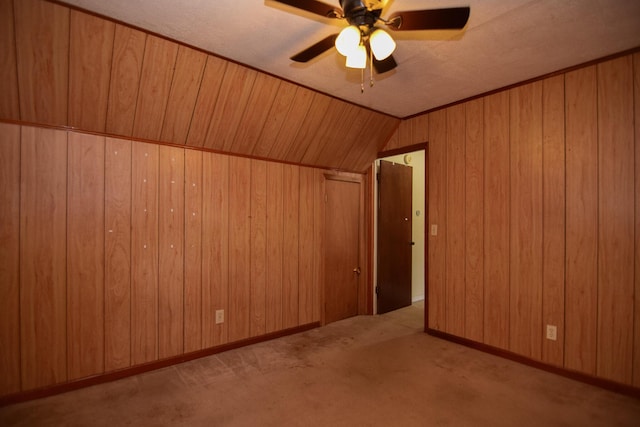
403 154 412 165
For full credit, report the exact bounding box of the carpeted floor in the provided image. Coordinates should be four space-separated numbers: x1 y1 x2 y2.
1 302 639 426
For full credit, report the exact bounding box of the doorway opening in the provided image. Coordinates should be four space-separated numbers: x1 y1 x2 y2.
373 148 426 317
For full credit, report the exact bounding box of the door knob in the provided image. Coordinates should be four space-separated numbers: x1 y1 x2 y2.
353 267 361 275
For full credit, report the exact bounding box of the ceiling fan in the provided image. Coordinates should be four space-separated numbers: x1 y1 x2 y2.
271 0 470 85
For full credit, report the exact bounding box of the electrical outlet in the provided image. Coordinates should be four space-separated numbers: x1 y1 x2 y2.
546 324 557 341
215 309 224 324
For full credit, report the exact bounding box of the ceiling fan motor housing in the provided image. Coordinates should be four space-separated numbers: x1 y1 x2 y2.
340 0 382 27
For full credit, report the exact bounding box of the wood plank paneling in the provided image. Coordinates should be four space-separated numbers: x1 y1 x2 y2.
131 142 159 365
67 132 105 380
106 25 146 136
105 137 132 371
464 99 484 342
565 66 598 375
596 56 634 384
202 152 229 347
412 114 429 144
14 0 69 126
483 91 510 350
301 99 349 165
313 169 324 322
68 10 115 132
283 165 300 329
634 52 640 388
252 81 298 158
158 146 185 359
20 127 68 390
250 160 268 337
509 82 543 360
160 46 207 145
228 157 252 342
0 123 21 395
428 109 446 331
445 104 466 336
0 0 19 120
268 86 315 160
285 94 332 163
541 75 565 367
184 149 203 353
265 162 284 333
132 36 179 141
315 104 366 168
299 167 315 324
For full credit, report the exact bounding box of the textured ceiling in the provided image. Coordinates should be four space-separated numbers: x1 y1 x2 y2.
59 0 640 118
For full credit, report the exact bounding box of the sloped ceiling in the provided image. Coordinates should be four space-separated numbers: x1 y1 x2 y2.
57 0 640 118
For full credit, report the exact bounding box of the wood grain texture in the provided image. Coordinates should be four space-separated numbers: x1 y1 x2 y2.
564 66 598 375
283 165 300 329
14 0 69 125
68 10 115 132
106 25 146 136
158 146 184 359
427 110 447 331
202 152 229 347
314 104 366 168
300 99 349 166
445 104 466 337
298 167 315 325
131 142 159 365
541 75 565 367
160 46 207 145
509 82 543 360
104 137 132 372
132 35 179 141
483 91 510 350
267 86 315 160
464 99 484 343
634 52 640 388
250 160 268 337
20 126 68 390
0 123 21 395
67 132 105 380
411 114 429 145
596 56 634 384
0 0 20 120
265 162 284 333
252 80 299 158
184 149 203 353
313 169 324 322
228 156 252 342
284 93 332 164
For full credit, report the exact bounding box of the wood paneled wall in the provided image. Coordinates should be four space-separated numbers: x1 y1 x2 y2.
404 53 640 387
0 0 399 173
0 123 334 397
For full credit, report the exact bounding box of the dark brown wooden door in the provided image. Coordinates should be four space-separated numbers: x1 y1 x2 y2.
324 178 360 324
377 160 412 314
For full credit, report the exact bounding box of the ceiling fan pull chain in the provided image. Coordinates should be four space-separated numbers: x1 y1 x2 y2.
369 46 374 88
360 68 364 93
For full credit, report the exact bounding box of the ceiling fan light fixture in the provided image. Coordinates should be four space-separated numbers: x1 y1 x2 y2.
369 28 396 60
345 44 367 68
335 25 361 56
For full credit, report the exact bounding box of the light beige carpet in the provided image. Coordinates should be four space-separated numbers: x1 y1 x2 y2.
1 302 639 426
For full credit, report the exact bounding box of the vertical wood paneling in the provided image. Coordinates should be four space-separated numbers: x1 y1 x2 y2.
0 123 21 395
509 82 543 360
285 94 332 163
541 75 566 367
0 0 19 120
185 55 228 148
184 149 203 353
67 133 105 380
445 105 466 336
228 157 252 342
315 104 366 168
20 127 67 390
160 46 207 145
301 99 348 165
483 91 510 350
104 137 132 371
565 66 598 375
14 0 69 125
283 165 300 328
634 53 640 388
252 81 299 158
132 36 179 141
298 167 315 325
267 86 315 160
68 10 115 132
428 110 447 331
464 99 484 342
106 25 146 136
131 142 159 365
250 160 268 337
158 146 184 359
202 153 229 347
412 114 429 144
266 162 284 333
313 169 324 322
596 56 634 383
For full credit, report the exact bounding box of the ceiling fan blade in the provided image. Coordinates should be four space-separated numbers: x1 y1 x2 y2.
387 7 470 31
373 54 397 74
291 34 339 62
271 0 342 19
